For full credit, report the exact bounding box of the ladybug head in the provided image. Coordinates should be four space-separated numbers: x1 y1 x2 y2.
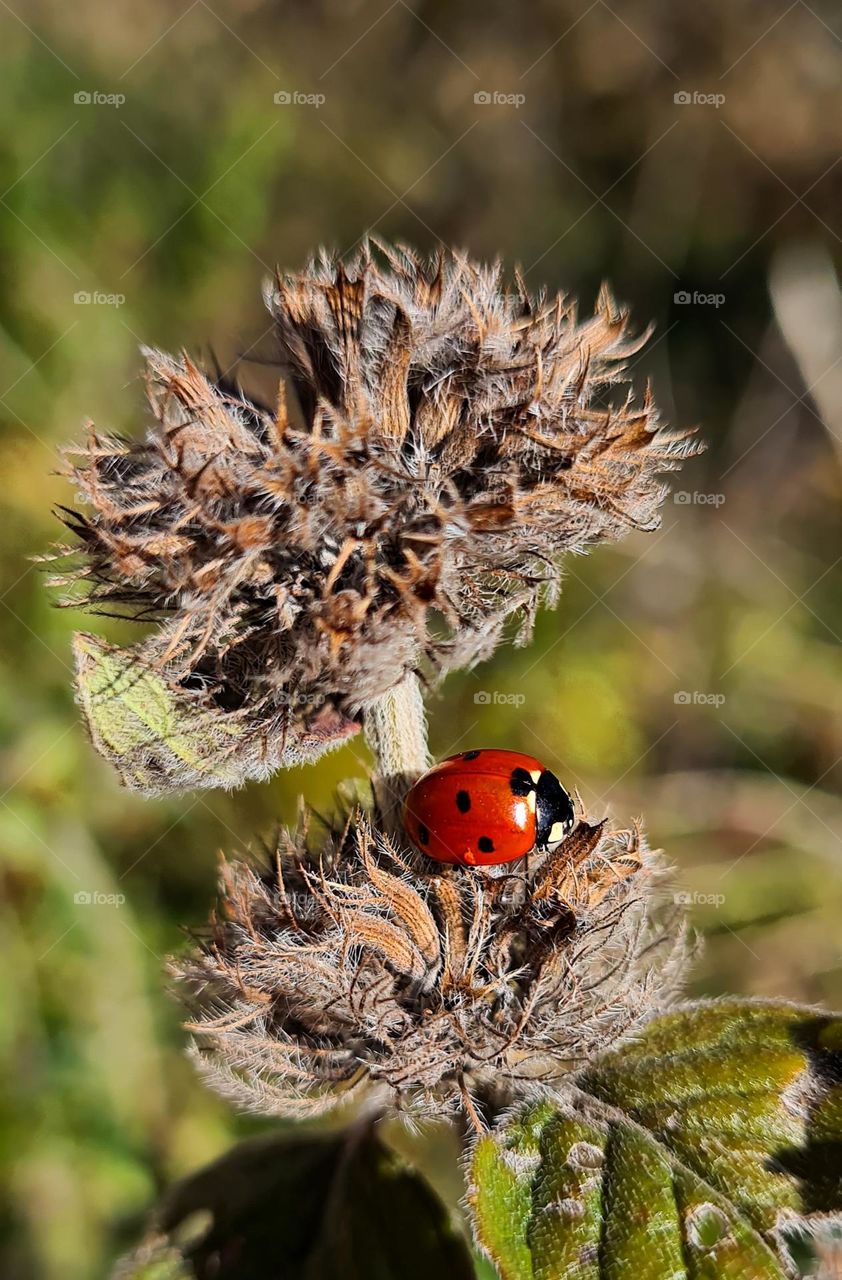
535 769 576 851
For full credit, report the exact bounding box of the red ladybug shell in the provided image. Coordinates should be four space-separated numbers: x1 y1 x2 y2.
403 749 573 867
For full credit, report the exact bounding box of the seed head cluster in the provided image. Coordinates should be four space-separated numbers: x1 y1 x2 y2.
174 808 688 1123
56 243 694 792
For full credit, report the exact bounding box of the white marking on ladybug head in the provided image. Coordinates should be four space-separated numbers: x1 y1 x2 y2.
526 790 536 814
548 820 568 849
529 769 542 784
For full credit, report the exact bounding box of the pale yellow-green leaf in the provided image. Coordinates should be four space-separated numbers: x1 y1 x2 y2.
73 632 244 794
72 633 359 795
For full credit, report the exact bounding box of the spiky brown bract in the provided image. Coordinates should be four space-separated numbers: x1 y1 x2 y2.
173 809 689 1124
56 243 694 791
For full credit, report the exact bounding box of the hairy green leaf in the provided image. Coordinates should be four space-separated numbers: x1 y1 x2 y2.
73 633 244 792
470 999 842 1279
73 633 358 794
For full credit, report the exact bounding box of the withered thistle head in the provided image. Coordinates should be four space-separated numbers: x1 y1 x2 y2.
56 242 695 792
173 808 688 1123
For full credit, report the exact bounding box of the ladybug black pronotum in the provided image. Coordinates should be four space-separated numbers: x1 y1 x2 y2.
403 749 575 866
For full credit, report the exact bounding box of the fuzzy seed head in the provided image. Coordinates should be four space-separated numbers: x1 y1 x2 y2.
56 243 696 791
173 808 690 1123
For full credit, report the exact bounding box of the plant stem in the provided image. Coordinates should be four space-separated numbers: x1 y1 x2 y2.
364 673 430 834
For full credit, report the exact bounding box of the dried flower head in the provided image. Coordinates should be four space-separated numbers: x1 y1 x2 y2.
56 242 695 792
173 807 689 1123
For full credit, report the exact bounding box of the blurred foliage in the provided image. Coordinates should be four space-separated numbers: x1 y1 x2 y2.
1 1 840 1276
121 1127 475 1280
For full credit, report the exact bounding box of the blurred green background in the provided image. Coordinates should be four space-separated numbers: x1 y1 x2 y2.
1 1 841 1275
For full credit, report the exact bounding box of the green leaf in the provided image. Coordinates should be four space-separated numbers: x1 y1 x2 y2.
73 633 244 793
580 999 842 1230
73 633 358 795
470 999 842 1279
126 1128 475 1280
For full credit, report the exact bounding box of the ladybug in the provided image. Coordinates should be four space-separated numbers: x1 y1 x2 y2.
403 749 575 867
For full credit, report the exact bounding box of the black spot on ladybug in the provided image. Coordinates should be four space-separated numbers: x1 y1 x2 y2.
463 750 481 760
510 767 534 797
456 789 471 813
417 823 430 845
478 836 495 854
